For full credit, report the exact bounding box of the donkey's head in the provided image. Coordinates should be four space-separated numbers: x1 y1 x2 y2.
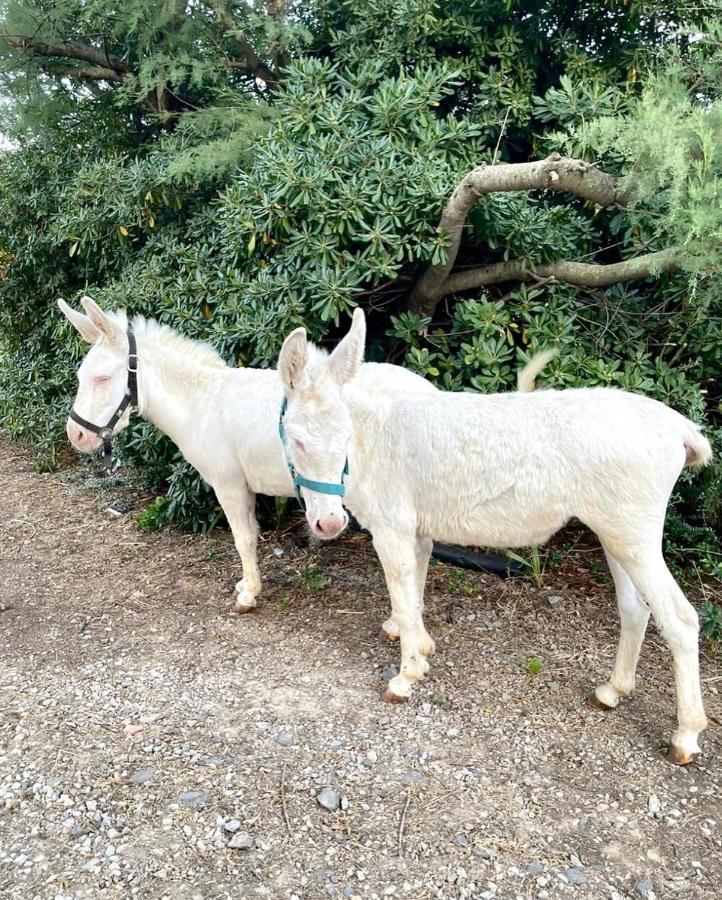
277 308 366 540
58 296 134 453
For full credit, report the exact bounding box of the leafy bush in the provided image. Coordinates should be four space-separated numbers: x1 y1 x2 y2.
0 2 719 580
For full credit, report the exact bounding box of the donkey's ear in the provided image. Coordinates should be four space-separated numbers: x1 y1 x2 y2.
278 327 309 391
328 307 366 385
79 295 120 342
57 298 100 343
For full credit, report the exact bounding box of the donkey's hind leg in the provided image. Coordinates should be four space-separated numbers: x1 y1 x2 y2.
590 543 650 710
610 544 707 764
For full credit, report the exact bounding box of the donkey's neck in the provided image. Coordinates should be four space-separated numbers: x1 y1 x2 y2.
135 330 228 447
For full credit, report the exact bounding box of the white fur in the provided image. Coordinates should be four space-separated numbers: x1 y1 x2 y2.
278 309 713 760
59 299 436 612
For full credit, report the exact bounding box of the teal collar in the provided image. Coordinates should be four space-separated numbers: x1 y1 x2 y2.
278 396 349 508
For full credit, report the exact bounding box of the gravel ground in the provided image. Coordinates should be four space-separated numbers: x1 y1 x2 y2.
1 435 721 900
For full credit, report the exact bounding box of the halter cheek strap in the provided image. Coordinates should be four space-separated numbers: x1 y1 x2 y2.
69 330 138 471
278 396 349 509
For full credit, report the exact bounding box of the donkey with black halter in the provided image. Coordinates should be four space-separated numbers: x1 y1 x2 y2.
59 295 436 615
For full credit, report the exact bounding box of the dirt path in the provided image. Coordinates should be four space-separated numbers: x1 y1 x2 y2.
1 436 721 900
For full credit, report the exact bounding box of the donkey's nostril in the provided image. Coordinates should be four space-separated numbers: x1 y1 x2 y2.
315 519 325 534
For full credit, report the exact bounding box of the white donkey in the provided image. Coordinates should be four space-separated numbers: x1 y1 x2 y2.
58 296 436 614
277 308 713 764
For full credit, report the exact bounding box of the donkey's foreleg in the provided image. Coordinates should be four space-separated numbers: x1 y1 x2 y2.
381 536 435 657
216 485 262 614
373 531 431 702
590 544 650 710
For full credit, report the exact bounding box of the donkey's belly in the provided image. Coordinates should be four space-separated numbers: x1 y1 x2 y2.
418 501 570 550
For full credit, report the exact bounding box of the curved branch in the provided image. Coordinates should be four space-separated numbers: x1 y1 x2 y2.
409 153 635 315
442 248 680 295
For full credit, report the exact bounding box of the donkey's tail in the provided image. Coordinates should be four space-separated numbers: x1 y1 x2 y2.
683 419 713 468
517 349 558 393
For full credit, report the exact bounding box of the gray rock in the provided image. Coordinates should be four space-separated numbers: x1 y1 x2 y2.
526 861 544 876
275 732 295 747
317 788 341 812
547 595 563 608
404 770 426 783
648 794 661 815
382 666 398 681
179 790 208 809
564 869 587 886
223 819 242 833
228 831 254 850
455 832 468 846
472 848 493 861
130 768 156 785
342 888 353 898
635 880 654 897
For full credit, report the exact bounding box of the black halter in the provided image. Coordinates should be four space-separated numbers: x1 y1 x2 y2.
69 331 138 471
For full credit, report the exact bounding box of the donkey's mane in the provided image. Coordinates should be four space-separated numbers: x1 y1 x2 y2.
111 311 227 370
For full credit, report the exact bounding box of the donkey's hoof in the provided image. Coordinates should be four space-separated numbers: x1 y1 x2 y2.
383 688 407 704
666 745 697 766
231 600 256 615
586 692 615 711
380 627 398 643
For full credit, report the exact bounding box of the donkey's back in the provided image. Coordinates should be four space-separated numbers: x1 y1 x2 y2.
351 386 710 549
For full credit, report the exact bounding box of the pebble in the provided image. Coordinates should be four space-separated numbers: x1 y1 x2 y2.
275 732 295 747
648 794 661 815
228 831 254 850
635 880 654 897
472 848 493 861
526 861 544 876
180 790 208 809
547 595 563 608
130 767 156 785
224 819 242 833
564 868 587 885
317 788 341 812
382 666 398 682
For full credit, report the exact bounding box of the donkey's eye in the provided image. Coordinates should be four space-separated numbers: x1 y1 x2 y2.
292 437 306 453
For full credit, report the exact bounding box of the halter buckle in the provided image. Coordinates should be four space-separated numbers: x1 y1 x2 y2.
127 355 138 374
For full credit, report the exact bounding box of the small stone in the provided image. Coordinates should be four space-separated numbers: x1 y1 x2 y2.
404 770 426 783
547 595 563 608
180 790 208 809
635 880 654 897
472 848 493 861
455 833 468 846
526 861 544 876
223 819 242 833
648 794 661 815
382 666 398 682
564 868 587 885
228 831 254 850
275 732 295 747
130 768 156 785
317 788 341 812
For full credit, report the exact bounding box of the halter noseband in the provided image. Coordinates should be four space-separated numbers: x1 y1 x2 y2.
278 396 349 509
69 330 138 471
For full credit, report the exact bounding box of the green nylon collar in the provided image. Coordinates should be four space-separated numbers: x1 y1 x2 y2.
278 396 349 507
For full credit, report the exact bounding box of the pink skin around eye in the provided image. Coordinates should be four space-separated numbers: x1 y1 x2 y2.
292 438 306 453
93 375 111 386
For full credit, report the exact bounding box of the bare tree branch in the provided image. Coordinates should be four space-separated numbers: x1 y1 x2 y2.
409 153 641 315
442 248 680 295
206 0 279 88
40 61 124 83
1 28 129 75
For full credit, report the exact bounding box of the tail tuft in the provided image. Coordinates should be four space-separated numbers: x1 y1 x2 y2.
684 423 713 468
517 349 558 393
